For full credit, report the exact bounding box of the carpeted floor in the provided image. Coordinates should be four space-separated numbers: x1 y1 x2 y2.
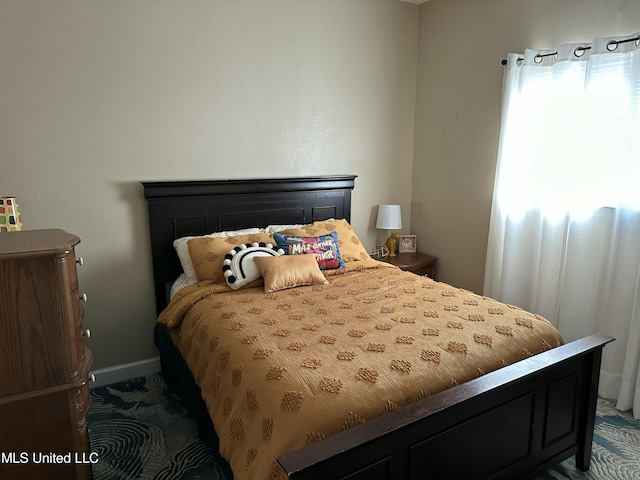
88 373 640 480
88 374 225 480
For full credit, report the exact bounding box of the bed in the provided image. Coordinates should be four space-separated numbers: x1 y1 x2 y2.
142 175 613 480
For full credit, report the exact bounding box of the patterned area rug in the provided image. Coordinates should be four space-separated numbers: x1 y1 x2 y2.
536 398 640 480
88 374 226 480
88 373 640 480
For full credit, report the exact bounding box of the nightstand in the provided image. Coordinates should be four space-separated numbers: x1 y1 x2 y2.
381 252 438 278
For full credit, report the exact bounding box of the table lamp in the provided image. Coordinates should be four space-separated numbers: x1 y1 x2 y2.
376 204 402 256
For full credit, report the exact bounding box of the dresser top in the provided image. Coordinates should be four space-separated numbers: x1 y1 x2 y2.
0 229 80 257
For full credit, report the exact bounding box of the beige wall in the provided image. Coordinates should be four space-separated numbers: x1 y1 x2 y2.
4 0 640 372
0 0 418 369
413 0 640 293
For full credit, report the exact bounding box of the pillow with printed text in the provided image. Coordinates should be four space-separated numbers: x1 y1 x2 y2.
273 231 346 270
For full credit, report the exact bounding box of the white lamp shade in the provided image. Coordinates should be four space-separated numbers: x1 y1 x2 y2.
376 204 402 230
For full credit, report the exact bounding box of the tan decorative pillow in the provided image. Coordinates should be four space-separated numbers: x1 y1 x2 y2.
187 232 275 283
280 218 371 262
253 254 329 293
173 227 263 283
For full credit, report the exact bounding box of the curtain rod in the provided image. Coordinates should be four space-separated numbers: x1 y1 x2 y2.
500 34 640 65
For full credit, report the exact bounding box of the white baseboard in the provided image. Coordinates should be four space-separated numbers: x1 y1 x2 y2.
90 357 161 388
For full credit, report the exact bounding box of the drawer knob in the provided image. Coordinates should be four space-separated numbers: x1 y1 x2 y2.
80 293 88 302
76 256 84 266
83 329 91 338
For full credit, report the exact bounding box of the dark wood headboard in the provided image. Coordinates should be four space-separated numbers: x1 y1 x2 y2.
142 175 356 315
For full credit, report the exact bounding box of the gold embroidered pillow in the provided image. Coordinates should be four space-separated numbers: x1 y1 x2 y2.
187 232 275 283
253 254 328 293
173 227 263 284
280 218 371 262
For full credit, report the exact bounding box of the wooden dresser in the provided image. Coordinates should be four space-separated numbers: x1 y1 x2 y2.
0 229 93 480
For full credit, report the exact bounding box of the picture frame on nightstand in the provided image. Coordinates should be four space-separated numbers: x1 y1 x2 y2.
399 235 417 253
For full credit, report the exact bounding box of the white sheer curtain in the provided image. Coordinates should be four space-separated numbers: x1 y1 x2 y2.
484 33 640 419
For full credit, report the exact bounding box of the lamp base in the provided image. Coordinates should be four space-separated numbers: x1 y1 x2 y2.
384 233 399 257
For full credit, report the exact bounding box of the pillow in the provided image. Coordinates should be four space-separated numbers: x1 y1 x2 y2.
273 231 346 270
173 228 263 283
253 255 328 293
187 231 275 283
279 218 371 262
222 243 285 290
169 273 192 300
265 223 306 233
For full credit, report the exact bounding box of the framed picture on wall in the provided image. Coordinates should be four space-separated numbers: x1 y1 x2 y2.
399 235 417 253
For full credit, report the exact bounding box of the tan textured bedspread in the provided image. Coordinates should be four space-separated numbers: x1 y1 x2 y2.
159 260 564 480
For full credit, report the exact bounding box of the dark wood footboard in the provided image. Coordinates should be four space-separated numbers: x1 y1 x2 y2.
278 333 613 480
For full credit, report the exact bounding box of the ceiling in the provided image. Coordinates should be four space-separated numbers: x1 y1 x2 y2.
398 0 429 4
